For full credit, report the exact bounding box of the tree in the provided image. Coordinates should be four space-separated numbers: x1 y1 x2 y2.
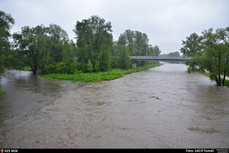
134 31 149 56
153 45 161 56
73 15 113 72
13 25 50 74
48 24 69 64
180 33 203 57
117 30 135 55
3 49 24 69
117 45 130 70
0 11 15 73
148 45 161 56
94 60 100 72
117 30 157 66
117 30 150 56
200 28 229 86
99 46 112 71
62 40 76 62
168 51 180 57
183 27 229 86
86 59 93 73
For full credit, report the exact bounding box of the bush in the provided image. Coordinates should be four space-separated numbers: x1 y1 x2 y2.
56 62 67 74
0 89 6 95
41 60 76 74
42 64 56 74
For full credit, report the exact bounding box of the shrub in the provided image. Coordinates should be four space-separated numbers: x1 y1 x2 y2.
86 60 93 73
0 89 6 95
41 60 76 74
42 64 56 74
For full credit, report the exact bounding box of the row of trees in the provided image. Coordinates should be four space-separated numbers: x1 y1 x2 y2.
0 11 162 74
113 30 161 69
180 27 229 86
13 24 76 74
0 11 15 73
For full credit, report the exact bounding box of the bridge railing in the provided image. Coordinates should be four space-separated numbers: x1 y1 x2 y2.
130 56 192 61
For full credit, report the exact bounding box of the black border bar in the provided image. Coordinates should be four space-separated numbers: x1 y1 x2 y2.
0 148 228 153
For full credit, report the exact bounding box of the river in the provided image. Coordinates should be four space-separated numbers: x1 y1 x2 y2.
0 64 228 148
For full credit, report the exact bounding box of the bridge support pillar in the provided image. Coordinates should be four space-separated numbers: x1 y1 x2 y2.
132 61 137 69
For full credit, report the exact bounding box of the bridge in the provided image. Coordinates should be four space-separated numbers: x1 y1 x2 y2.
130 56 191 68
130 56 192 62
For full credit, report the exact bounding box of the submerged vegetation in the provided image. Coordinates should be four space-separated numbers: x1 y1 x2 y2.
42 61 161 82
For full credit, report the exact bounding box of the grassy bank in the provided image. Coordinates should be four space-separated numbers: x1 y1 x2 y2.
200 71 229 87
0 89 6 95
42 62 161 82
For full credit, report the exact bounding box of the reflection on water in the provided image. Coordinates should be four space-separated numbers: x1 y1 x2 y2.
0 64 229 148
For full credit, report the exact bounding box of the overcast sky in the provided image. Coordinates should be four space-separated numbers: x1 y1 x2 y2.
1 0 229 53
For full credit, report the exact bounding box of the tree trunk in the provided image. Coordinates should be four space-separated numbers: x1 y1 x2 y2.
222 75 226 86
214 74 221 86
218 74 222 86
222 51 229 86
30 63 37 75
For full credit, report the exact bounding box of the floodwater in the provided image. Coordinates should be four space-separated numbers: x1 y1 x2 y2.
0 64 228 148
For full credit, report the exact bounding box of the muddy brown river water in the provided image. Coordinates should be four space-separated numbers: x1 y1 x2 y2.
0 63 228 148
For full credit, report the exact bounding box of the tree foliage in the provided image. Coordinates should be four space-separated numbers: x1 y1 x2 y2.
73 15 113 72
13 25 50 74
48 24 70 64
116 45 130 70
151 45 161 56
1 13 162 75
0 11 15 73
116 30 161 67
180 33 203 56
181 27 229 86
117 30 149 56
13 24 76 74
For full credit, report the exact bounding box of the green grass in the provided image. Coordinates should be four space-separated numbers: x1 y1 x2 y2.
42 62 161 82
224 79 229 87
0 89 6 95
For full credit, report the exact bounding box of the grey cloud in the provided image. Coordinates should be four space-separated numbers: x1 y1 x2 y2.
1 0 228 53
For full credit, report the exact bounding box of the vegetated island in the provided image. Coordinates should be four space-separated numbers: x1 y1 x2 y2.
41 61 161 82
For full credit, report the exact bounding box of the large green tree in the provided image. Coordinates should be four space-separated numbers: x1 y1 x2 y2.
48 24 69 64
13 24 75 74
73 15 113 72
13 25 50 74
117 30 150 56
114 44 131 70
180 33 203 57
200 28 229 86
182 27 229 86
0 11 15 73
152 45 161 56
117 29 161 66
